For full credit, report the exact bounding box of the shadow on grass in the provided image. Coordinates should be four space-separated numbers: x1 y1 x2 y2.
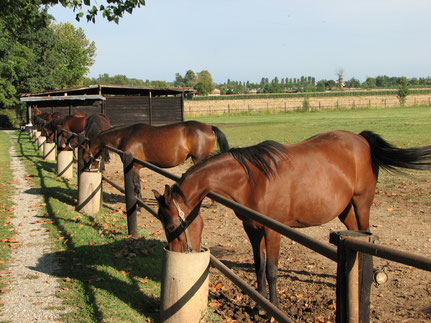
33 238 165 321
16 131 166 321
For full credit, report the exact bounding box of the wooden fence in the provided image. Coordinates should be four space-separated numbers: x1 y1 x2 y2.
184 94 431 116
28 121 431 322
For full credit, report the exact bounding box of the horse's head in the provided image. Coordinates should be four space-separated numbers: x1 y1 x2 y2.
33 105 41 116
42 120 56 143
81 139 102 171
153 185 203 253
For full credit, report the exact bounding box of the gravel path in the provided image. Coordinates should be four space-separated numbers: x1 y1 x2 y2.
0 132 69 322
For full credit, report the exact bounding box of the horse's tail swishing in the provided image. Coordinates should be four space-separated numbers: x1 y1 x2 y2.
360 130 431 178
212 126 230 152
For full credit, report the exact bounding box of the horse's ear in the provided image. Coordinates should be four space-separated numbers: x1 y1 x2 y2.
163 184 171 197
163 184 175 203
152 189 162 202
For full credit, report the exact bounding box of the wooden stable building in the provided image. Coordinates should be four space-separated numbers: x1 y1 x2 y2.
19 84 195 127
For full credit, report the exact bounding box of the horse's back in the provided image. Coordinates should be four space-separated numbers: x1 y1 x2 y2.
248 130 375 227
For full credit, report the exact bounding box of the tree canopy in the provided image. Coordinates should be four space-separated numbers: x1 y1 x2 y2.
42 0 146 23
0 0 96 109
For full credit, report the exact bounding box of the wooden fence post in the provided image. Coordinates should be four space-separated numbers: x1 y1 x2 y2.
330 231 376 323
56 125 63 151
77 133 86 187
122 152 139 238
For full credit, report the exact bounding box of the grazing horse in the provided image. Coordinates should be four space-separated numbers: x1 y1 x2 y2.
32 106 51 131
82 114 111 170
59 114 88 150
42 113 65 143
82 121 230 199
152 130 431 307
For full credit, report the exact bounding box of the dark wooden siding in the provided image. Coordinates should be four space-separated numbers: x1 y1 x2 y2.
104 96 182 127
31 95 182 127
35 102 102 117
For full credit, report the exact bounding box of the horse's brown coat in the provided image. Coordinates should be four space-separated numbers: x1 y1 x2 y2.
154 130 431 306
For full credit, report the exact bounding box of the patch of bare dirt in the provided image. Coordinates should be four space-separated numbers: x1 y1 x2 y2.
102 154 431 322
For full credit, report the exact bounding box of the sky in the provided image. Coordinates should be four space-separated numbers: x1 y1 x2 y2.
48 0 431 84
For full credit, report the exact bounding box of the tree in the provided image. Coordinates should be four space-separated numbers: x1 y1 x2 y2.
363 77 376 89
195 70 214 95
0 0 96 109
345 77 361 88
316 80 327 92
184 70 197 87
42 0 146 23
52 22 96 88
0 0 58 108
174 73 184 87
376 75 389 88
397 77 409 106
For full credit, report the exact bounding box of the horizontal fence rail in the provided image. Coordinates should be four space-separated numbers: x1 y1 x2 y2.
343 237 431 271
109 146 338 261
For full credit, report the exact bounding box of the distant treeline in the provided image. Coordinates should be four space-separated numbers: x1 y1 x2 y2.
84 73 170 88
189 88 431 101
214 76 431 95
84 72 431 95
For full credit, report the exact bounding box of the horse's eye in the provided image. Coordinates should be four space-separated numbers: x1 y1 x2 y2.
165 223 176 233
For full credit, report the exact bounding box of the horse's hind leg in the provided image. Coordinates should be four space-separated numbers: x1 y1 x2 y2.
338 202 359 230
352 192 374 231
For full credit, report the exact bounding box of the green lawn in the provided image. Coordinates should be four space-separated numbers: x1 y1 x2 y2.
192 106 431 148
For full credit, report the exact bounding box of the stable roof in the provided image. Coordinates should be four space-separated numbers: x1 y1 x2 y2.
19 84 196 98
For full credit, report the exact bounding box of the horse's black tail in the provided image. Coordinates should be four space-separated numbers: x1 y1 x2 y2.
360 130 431 178
212 126 230 152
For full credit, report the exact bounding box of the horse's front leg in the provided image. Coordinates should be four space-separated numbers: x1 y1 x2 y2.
132 166 143 202
265 229 281 307
242 222 267 299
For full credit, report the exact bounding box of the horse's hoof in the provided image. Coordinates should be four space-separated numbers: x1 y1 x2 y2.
251 306 266 317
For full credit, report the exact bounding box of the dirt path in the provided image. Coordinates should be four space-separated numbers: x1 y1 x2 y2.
0 132 68 322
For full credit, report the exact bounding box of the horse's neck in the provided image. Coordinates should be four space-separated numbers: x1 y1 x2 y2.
94 131 118 151
180 156 245 208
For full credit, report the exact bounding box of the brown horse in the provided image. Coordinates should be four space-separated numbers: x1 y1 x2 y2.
82 114 111 170
153 130 431 307
32 106 51 131
82 121 230 199
33 105 43 116
42 113 65 143
59 114 88 149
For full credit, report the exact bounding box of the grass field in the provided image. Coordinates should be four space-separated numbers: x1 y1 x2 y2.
192 106 431 148
5 105 431 322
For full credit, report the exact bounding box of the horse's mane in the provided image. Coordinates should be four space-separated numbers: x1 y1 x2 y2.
84 114 103 140
96 124 129 137
230 140 288 182
178 140 288 185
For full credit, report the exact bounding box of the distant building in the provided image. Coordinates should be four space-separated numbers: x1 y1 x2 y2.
209 88 221 96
